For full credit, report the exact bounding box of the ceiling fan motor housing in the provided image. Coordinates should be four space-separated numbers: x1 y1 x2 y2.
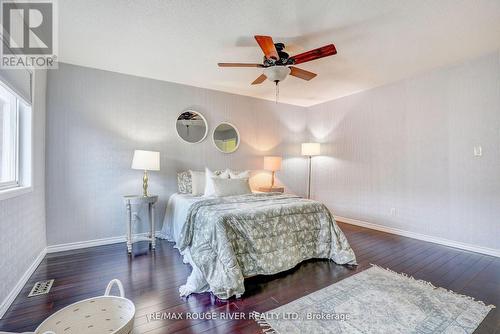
263 66 291 83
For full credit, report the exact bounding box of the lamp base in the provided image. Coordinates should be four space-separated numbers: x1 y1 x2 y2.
142 170 149 197
258 186 284 193
307 155 312 199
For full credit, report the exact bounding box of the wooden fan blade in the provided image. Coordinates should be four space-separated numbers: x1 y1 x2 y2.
290 44 337 65
218 63 264 68
251 74 267 85
289 66 317 81
254 35 279 60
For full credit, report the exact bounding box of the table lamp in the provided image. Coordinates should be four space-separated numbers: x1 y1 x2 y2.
131 150 160 197
301 143 320 199
264 156 282 187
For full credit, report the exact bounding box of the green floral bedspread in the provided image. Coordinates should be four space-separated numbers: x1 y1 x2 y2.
178 193 357 299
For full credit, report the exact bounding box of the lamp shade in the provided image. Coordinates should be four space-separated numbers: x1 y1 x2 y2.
264 156 282 171
301 143 320 156
131 150 160 171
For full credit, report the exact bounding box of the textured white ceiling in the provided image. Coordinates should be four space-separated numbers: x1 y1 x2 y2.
59 0 500 106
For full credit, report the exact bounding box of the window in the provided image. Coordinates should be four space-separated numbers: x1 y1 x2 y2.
0 80 31 194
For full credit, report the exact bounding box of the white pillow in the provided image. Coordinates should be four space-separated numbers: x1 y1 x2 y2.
229 170 250 179
204 168 230 196
189 170 206 196
212 177 252 197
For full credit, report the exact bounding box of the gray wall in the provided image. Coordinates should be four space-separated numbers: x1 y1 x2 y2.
307 51 500 250
46 63 308 246
0 70 47 307
46 51 500 252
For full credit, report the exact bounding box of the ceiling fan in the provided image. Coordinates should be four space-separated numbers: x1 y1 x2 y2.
218 35 337 101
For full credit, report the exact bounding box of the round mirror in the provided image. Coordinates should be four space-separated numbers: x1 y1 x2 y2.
213 122 240 153
176 110 208 144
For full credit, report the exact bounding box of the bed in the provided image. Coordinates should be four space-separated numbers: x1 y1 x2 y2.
159 192 356 299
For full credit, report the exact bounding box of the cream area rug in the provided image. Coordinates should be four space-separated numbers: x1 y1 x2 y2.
254 265 495 334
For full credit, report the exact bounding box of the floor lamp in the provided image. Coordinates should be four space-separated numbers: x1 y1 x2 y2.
301 143 320 199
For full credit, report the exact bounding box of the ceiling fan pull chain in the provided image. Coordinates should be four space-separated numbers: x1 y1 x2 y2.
275 81 279 104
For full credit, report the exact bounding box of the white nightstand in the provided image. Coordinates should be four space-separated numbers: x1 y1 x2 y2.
123 195 158 254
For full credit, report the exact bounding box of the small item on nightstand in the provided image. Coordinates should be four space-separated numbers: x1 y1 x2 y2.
258 186 285 193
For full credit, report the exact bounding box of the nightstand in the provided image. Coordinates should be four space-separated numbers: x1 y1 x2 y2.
123 195 158 254
258 187 285 193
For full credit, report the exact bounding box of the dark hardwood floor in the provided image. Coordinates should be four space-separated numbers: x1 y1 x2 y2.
0 222 498 333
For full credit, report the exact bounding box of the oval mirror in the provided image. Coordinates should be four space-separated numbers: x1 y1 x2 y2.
176 110 208 144
213 122 240 153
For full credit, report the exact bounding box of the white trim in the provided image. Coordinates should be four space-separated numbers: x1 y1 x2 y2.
0 185 32 201
47 235 127 253
0 247 46 319
46 232 162 253
335 215 500 258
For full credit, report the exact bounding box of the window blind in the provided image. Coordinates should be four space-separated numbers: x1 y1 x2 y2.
0 39 33 103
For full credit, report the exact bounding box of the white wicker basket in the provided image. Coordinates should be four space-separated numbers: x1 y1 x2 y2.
34 279 135 334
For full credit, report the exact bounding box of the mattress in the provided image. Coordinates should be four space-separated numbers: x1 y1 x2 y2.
159 191 264 244
158 193 203 245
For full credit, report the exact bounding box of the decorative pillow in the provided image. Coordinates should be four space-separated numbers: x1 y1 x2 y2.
229 170 251 179
177 171 192 194
178 169 226 194
204 167 230 197
213 170 227 176
189 170 206 196
212 177 251 197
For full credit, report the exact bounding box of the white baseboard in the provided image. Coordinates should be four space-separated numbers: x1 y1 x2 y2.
46 231 162 253
46 235 126 253
335 215 500 258
0 247 47 319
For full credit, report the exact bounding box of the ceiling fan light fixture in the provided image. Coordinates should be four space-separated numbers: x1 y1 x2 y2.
263 66 291 83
